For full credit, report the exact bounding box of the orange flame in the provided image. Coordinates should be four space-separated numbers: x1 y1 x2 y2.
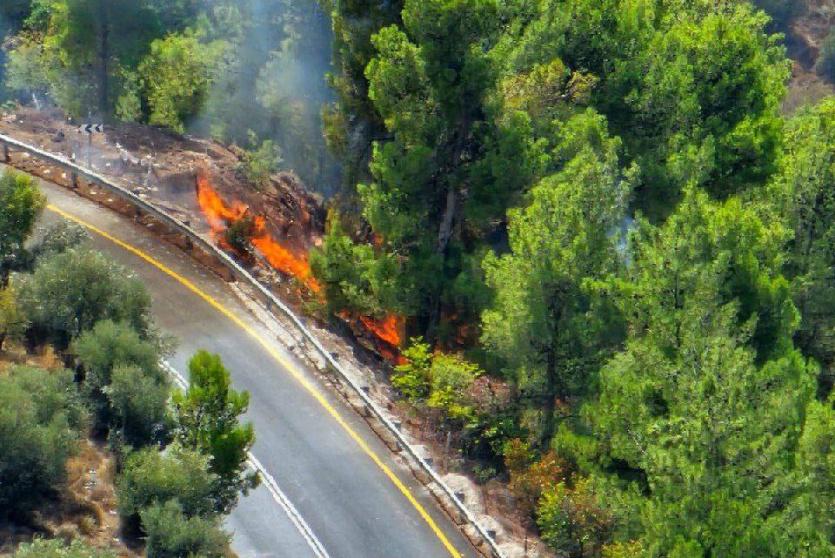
197 174 248 231
359 315 403 347
196 172 405 360
196 173 320 293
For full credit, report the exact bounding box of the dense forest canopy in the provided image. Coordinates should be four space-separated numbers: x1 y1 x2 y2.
2 0 835 556
314 1 835 556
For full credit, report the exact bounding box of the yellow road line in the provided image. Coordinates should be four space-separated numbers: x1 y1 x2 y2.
46 204 462 558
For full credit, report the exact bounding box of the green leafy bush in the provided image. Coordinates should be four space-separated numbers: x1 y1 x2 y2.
117 445 217 520
310 215 397 317
0 366 84 517
109 364 171 447
393 339 481 423
141 500 230 558
0 285 25 351
138 32 228 133
29 221 91 263
392 340 432 402
18 249 153 349
0 170 45 282
73 320 167 434
240 135 282 190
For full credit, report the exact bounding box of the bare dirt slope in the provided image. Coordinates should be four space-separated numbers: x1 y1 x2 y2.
0 107 325 254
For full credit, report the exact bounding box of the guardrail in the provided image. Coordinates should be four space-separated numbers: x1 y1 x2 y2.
0 132 505 558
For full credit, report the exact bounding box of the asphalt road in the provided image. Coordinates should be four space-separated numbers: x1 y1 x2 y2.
28 175 478 558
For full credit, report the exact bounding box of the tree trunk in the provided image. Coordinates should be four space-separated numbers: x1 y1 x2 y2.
98 2 110 115
541 346 558 446
425 186 458 343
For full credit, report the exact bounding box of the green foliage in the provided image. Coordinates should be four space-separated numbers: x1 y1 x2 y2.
0 285 26 350
73 320 164 394
139 32 227 133
72 319 166 437
309 214 395 317
778 395 835 556
583 188 817 554
4 0 165 115
29 221 91 263
0 170 45 281
0 366 83 518
769 99 835 394
353 0 553 337
320 0 403 188
426 353 481 422
239 136 282 190
141 500 230 558
393 339 481 424
72 320 169 447
13 538 116 558
117 445 217 520
625 4 788 201
18 248 153 349
392 339 432 402
173 351 257 512
109 364 170 447
482 110 629 444
5 39 54 103
537 478 612 558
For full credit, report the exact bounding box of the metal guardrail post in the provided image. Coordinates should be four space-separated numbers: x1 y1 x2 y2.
0 133 506 558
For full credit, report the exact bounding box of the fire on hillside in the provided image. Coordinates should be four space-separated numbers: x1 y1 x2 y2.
195 172 405 361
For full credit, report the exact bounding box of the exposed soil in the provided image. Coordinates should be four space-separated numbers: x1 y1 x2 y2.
0 107 325 258
783 0 835 113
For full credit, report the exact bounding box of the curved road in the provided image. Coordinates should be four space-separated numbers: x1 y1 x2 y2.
27 173 478 558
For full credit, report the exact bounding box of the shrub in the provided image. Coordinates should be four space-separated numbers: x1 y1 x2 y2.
72 320 166 432
141 500 230 558
392 340 432 402
74 320 164 390
18 249 153 349
0 366 83 517
117 445 217 520
0 170 45 282
309 215 393 317
0 285 25 351
138 33 227 133
29 221 91 262
537 478 613 558
426 353 481 423
505 440 566 519
109 364 171 447
393 339 481 423
13 538 116 558
240 137 282 190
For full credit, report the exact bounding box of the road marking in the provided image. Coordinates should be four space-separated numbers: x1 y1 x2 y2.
161 361 330 558
46 204 464 558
